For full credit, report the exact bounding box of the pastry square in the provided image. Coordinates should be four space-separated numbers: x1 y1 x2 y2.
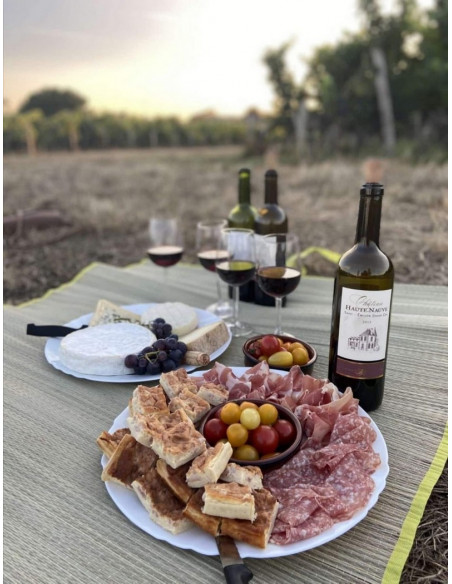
169 388 211 424
129 384 169 417
96 428 131 459
197 382 229 406
186 442 233 488
202 482 256 521
101 434 157 488
160 368 198 399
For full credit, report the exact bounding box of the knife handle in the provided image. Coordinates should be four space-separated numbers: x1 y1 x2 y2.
26 324 87 337
223 564 253 584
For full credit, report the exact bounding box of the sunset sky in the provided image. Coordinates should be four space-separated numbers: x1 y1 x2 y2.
4 0 435 119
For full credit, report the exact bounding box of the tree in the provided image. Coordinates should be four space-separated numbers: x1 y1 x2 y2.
20 88 86 117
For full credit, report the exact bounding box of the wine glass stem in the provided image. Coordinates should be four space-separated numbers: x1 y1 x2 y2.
275 297 283 335
233 285 240 326
216 278 223 303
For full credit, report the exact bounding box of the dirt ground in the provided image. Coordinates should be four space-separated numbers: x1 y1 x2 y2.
3 147 448 582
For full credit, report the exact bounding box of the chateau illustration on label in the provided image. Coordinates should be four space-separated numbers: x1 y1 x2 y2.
347 327 380 352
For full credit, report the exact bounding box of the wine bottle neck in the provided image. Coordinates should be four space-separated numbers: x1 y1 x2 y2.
264 176 278 204
238 174 251 205
355 191 383 245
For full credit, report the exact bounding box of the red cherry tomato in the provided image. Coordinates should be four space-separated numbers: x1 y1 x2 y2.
214 407 223 419
260 335 282 357
249 425 279 455
203 418 228 444
273 419 296 446
249 341 262 358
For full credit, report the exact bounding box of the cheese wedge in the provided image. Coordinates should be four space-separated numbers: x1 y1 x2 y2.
179 320 229 354
89 299 141 326
140 302 198 336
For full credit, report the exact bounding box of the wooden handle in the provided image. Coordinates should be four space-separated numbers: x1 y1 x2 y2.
184 351 210 366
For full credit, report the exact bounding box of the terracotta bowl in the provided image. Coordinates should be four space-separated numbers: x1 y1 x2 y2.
199 398 302 473
242 334 317 374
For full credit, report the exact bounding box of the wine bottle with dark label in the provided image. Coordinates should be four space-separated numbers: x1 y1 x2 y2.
254 169 288 306
328 182 394 412
227 168 257 302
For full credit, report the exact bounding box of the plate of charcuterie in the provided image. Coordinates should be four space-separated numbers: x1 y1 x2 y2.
44 303 232 383
100 364 389 558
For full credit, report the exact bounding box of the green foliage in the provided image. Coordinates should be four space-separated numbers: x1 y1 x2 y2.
20 88 86 117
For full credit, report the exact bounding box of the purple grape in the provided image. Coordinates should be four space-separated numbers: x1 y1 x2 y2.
134 366 147 375
124 354 138 368
138 357 147 368
154 339 166 351
166 338 178 350
161 359 176 372
176 341 187 354
162 324 172 337
169 349 183 363
146 361 161 375
153 318 165 324
157 351 167 362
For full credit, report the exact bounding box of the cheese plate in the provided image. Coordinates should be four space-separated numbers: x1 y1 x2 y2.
44 304 232 383
101 367 389 558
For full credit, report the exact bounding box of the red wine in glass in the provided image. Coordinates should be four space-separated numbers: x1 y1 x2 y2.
256 266 301 297
197 249 229 272
147 245 184 268
216 260 256 286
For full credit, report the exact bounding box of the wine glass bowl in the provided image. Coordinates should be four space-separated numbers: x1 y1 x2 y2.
255 233 301 335
216 228 256 337
148 217 184 269
195 219 232 319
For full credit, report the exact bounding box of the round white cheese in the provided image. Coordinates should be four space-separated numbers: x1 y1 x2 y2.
59 323 156 375
140 302 198 336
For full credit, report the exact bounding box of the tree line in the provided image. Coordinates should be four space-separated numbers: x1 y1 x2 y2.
3 0 446 161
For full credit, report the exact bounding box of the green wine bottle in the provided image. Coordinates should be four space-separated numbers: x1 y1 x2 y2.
328 182 394 412
254 169 288 235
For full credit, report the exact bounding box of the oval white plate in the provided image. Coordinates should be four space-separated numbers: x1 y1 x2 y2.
45 304 232 383
101 367 389 558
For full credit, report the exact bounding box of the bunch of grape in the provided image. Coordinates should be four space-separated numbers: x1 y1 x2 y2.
150 317 173 339
124 335 188 375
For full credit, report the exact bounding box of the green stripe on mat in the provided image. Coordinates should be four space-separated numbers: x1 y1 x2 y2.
382 423 448 584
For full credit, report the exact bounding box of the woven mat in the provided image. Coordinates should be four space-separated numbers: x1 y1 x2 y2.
4 262 448 584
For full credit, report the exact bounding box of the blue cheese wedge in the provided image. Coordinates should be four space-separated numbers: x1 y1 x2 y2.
140 302 198 336
59 323 156 375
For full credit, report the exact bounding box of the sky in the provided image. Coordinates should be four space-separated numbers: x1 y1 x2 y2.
3 0 435 119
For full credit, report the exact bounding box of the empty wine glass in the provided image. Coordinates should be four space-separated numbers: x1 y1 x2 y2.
148 217 184 281
216 228 256 337
256 233 301 335
196 219 233 319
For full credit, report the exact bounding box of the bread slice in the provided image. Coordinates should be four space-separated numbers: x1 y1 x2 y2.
132 467 193 534
220 462 263 491
160 369 198 400
129 385 169 417
197 382 229 406
202 482 256 521
183 488 221 537
140 302 198 336
220 489 279 549
179 321 229 354
101 434 158 488
169 388 211 424
155 459 195 504
96 428 131 458
186 442 233 488
89 299 141 326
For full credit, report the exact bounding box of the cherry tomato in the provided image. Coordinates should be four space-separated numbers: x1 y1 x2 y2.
214 406 223 419
248 340 262 358
203 418 228 444
282 342 292 351
268 351 294 368
260 335 281 357
289 342 304 351
227 423 249 447
292 346 309 366
234 444 260 461
220 402 241 425
250 425 279 455
258 403 278 425
239 401 259 411
273 419 297 446
240 407 261 430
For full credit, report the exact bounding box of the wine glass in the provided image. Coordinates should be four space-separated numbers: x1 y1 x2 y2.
256 233 301 335
148 217 184 281
196 219 233 319
216 228 256 337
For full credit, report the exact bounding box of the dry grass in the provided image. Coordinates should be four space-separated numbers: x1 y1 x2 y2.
3 147 448 582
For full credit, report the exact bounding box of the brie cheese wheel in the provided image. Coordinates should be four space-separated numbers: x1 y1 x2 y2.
59 323 156 375
140 302 198 336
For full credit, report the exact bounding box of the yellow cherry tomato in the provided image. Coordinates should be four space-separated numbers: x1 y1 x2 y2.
239 401 259 411
268 350 294 368
240 407 261 430
258 403 279 425
258 355 268 362
292 346 310 366
227 423 249 447
282 342 292 351
220 402 241 425
234 444 260 461
277 337 284 346
289 342 304 351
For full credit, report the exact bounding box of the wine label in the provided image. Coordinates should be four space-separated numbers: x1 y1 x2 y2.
337 288 392 362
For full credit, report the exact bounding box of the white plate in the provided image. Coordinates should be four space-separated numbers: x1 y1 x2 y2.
101 367 389 558
45 304 232 383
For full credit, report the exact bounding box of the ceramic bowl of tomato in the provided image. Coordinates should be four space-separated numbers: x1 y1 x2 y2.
199 398 302 472
242 334 317 374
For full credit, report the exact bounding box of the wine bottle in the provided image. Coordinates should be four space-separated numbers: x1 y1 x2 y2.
254 169 288 306
254 169 288 235
227 168 257 302
328 182 394 412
